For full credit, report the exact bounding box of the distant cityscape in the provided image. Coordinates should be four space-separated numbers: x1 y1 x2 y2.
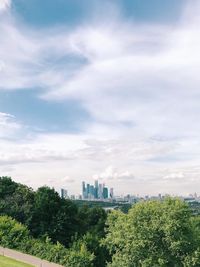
82 180 114 200
61 180 113 200
60 180 200 204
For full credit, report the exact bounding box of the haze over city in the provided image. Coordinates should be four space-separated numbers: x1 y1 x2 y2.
1 0 200 196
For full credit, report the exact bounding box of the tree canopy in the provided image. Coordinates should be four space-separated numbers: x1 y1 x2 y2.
103 198 200 267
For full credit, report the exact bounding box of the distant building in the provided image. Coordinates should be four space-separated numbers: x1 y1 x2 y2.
94 180 98 198
61 188 68 199
98 183 103 199
81 180 112 200
89 185 95 199
86 183 90 198
103 187 108 199
82 181 87 199
110 188 114 199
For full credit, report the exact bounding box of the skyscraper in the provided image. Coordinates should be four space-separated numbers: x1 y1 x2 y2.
110 188 114 199
82 180 113 200
103 187 108 199
82 181 87 199
61 188 68 199
86 183 90 198
98 183 103 199
94 180 98 199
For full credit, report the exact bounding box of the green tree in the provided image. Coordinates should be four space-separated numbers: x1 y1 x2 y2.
103 198 200 267
78 206 107 236
0 216 29 249
30 186 79 246
30 186 62 238
61 239 95 267
78 206 109 267
0 177 34 226
0 176 18 198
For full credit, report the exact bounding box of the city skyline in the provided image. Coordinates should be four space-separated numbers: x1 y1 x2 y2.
60 179 199 201
0 0 200 195
82 180 113 200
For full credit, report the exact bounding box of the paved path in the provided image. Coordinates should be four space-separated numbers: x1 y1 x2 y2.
0 247 63 267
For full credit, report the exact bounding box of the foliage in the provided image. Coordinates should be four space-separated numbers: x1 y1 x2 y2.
103 198 200 267
0 215 95 267
0 216 29 249
61 239 95 267
1 177 200 267
75 200 132 213
29 186 79 246
0 177 34 226
77 206 110 267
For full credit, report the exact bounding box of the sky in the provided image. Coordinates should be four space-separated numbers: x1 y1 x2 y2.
0 0 200 196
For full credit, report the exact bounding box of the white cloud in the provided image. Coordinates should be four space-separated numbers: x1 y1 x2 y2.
93 166 135 181
0 112 22 138
163 172 185 180
62 176 75 183
1 1 200 195
0 0 11 12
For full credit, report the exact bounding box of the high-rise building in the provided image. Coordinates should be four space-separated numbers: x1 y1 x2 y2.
110 188 114 199
103 187 108 199
82 181 87 199
89 185 95 199
95 180 98 189
98 183 103 199
94 180 98 199
82 180 113 200
61 188 68 199
86 183 90 198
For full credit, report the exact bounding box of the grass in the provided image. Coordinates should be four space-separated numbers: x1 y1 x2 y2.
0 255 34 267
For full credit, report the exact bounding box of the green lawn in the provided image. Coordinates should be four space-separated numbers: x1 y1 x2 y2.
0 255 34 267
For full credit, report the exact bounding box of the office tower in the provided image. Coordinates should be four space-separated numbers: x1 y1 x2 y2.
95 180 98 189
110 188 114 198
81 180 113 200
82 181 87 199
61 188 68 199
82 181 85 195
103 187 108 199
94 180 98 199
89 185 95 199
86 183 90 198
94 187 98 199
98 183 103 199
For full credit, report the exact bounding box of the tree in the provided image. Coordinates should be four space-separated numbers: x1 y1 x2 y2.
61 239 95 267
0 216 29 249
30 186 79 246
30 186 61 237
78 206 107 236
0 176 18 198
103 198 200 267
0 177 34 226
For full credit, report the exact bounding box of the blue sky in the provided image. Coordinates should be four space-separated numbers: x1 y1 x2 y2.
0 0 200 196
13 0 186 27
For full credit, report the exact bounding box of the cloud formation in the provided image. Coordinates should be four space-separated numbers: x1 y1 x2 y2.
0 0 11 12
0 0 200 195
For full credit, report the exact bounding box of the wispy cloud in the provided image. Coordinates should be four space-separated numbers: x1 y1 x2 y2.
0 112 22 138
93 166 135 182
0 0 200 195
0 0 11 12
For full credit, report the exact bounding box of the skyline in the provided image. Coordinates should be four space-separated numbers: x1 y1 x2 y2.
0 0 200 195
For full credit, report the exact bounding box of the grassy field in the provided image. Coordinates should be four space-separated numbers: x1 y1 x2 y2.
0 255 34 267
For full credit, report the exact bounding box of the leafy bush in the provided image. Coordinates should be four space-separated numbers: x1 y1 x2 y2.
0 216 29 249
0 216 95 267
